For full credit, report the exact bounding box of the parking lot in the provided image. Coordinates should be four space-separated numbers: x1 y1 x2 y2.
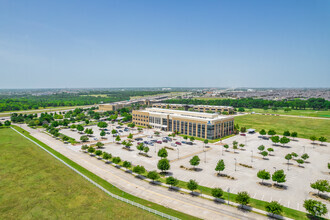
57 122 330 215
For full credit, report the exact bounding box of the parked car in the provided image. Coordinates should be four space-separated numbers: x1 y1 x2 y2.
94 138 98 141
175 141 181 145
113 134 118 137
116 126 122 129
171 143 177 147
119 130 123 132
106 132 110 134
162 140 168 143
156 141 162 144
148 135 153 138
240 133 246 136
144 141 148 144
150 140 157 143
135 138 143 141
186 142 193 145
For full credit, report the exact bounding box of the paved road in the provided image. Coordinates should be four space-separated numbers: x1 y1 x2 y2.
20 124 268 220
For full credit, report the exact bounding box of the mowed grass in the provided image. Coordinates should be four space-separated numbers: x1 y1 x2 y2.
244 108 330 118
235 114 330 141
0 128 162 220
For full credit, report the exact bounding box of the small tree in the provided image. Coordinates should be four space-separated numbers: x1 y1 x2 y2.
235 191 250 206
310 180 330 196
133 165 146 175
189 137 195 142
203 139 209 147
4 120 11 126
166 176 179 189
211 188 224 199
183 136 188 140
265 201 283 217
267 148 274 155
259 129 266 137
111 129 117 134
285 154 292 164
310 136 317 144
223 144 229 151
127 133 133 140
258 145 265 153
280 137 290 147
215 159 225 175
290 131 298 140
271 136 280 145
95 150 102 157
77 125 84 133
157 159 170 173
123 161 132 170
112 157 121 164
301 153 309 161
291 152 298 160
283 131 290 137
95 142 104 148
268 129 276 136
80 135 89 142
261 151 268 159
102 152 111 160
87 146 95 154
240 127 246 133
187 179 198 193
147 171 160 183
137 143 144 153
296 159 304 167
143 146 149 154
319 136 327 145
257 170 270 184
100 130 106 137
158 148 168 158
233 144 238 153
272 169 286 186
190 156 200 169
303 199 328 217
239 144 245 150
115 135 121 142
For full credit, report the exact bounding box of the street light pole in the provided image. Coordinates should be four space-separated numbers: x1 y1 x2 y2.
177 148 180 159
234 158 237 171
204 147 206 163
227 188 230 205
303 146 306 154
251 150 253 163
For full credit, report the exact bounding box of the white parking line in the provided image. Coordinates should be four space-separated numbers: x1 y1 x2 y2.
278 199 281 203
297 203 299 210
261 194 264 200
269 196 272 202
287 200 290 207
253 193 257 198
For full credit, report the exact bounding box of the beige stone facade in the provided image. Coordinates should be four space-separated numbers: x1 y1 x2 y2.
151 103 235 114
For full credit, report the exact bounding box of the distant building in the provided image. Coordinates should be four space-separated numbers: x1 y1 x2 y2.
151 103 235 114
132 108 234 139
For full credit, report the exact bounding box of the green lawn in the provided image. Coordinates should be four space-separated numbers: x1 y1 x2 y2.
244 108 330 118
235 114 330 141
0 127 197 220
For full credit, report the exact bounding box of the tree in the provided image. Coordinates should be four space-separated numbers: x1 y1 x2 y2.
189 137 195 142
211 188 224 199
87 146 95 154
258 145 265 153
111 129 117 134
272 170 286 185
265 201 283 217
128 133 133 139
233 144 238 153
203 139 209 147
81 145 88 151
158 148 168 158
137 143 144 153
235 191 250 206
147 171 160 183
310 180 330 196
102 152 111 160
319 136 327 144
290 131 298 140
154 131 160 136
189 156 200 169
133 165 146 175
267 148 274 155
157 159 170 173
97 121 108 129
285 153 292 165
259 129 266 137
240 127 246 133
183 136 188 140
268 129 276 136
95 150 102 157
223 144 229 151
291 152 298 159
303 199 328 217
123 161 132 170
271 136 280 145
95 142 104 148
310 135 317 144
280 137 290 147
77 124 84 133
297 159 304 167
215 159 225 175
166 176 179 189
115 135 121 142
80 135 89 142
143 146 149 154
301 153 309 161
100 130 106 137
257 170 270 184
4 120 11 126
187 179 198 193
283 131 290 137
112 157 121 164
239 144 245 150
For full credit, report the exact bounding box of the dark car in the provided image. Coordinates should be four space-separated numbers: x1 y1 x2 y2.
240 133 246 136
186 142 193 145
175 141 182 145
156 141 162 144
162 140 168 143
119 130 123 132
135 138 143 141
182 141 186 144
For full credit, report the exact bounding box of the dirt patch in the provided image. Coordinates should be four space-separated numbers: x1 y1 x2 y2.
309 192 330 202
215 173 236 180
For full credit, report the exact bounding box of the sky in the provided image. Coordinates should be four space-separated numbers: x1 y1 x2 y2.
0 0 329 88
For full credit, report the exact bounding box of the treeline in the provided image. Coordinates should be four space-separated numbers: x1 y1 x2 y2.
163 98 330 110
0 90 168 112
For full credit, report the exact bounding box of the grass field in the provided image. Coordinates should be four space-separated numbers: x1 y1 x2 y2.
0 127 197 220
244 108 330 118
235 114 330 141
